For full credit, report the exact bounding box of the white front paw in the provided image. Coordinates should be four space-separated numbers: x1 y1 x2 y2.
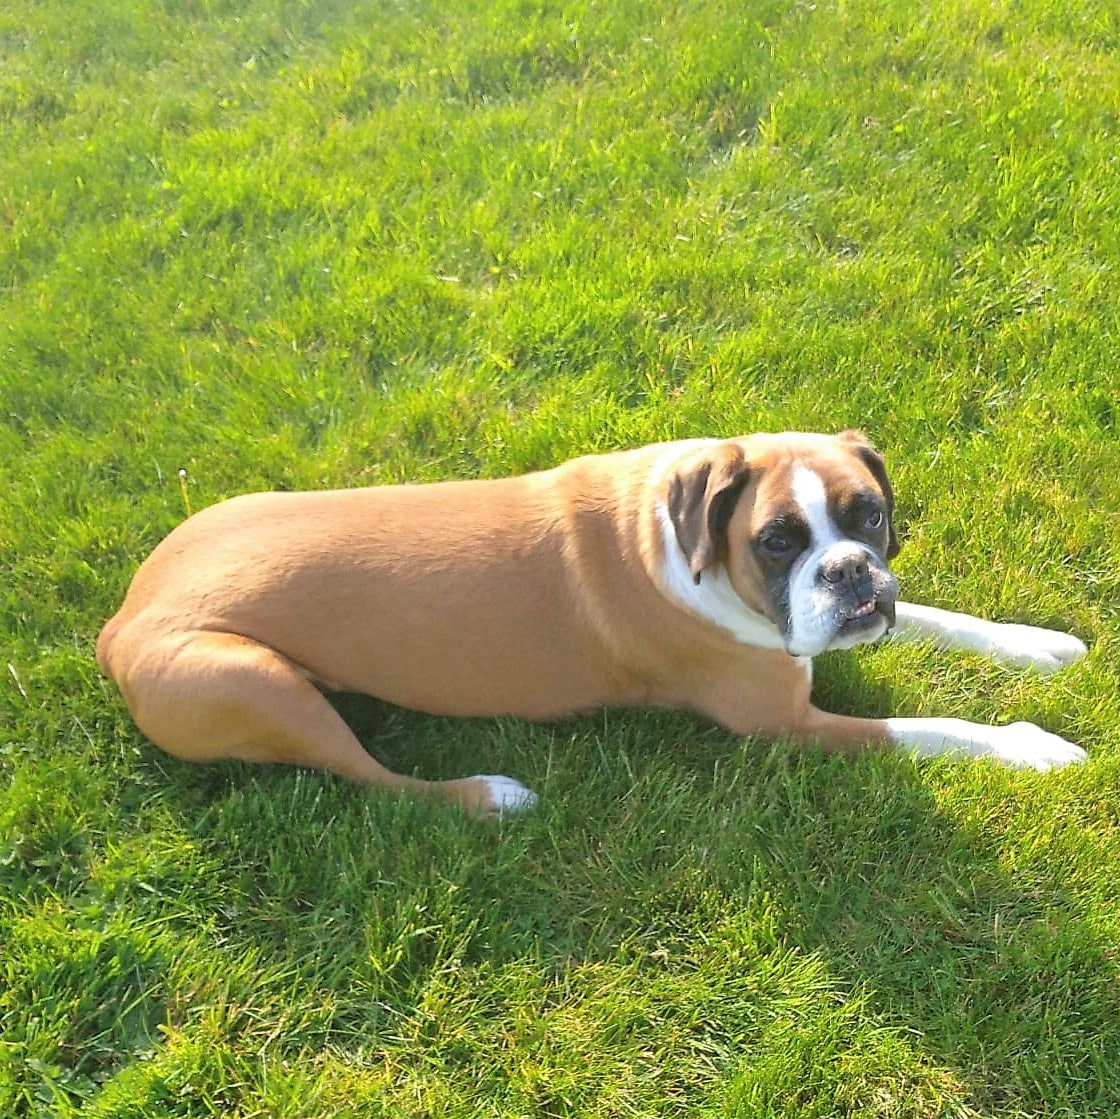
988 624 1088 675
993 722 1088 771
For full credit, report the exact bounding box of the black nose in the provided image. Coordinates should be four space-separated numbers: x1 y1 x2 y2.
821 554 870 588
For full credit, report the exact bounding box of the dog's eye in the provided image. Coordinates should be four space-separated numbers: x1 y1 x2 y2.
761 533 792 555
865 510 885 531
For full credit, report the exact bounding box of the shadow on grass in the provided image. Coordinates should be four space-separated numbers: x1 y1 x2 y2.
338 670 1117 1112
85 660 1120 1115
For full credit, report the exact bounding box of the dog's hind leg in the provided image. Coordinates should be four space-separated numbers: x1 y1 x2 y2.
101 627 536 818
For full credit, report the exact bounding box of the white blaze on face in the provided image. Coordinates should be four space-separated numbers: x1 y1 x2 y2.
785 466 888 656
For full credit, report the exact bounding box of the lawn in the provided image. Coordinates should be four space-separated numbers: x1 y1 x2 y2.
2 0 1120 1114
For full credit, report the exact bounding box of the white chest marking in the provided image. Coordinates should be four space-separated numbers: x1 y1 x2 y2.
655 503 786 650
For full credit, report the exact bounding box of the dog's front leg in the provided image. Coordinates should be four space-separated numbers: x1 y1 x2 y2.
889 602 1088 674
793 707 1087 772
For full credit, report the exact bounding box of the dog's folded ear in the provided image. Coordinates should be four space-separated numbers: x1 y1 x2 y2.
839 430 901 560
667 443 751 583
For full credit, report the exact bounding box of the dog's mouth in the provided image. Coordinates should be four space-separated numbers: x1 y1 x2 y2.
847 600 878 621
778 560 899 656
838 594 896 634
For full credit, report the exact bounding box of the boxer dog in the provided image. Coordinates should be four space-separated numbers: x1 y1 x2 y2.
97 431 1088 817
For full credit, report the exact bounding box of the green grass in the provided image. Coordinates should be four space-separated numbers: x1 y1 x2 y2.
3 0 1120 1113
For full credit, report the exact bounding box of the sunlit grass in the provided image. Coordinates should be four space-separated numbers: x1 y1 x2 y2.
2 0 1119 1114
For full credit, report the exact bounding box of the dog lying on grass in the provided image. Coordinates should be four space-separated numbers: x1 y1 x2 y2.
98 431 1087 817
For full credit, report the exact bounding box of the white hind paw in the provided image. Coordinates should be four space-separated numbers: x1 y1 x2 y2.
475 774 538 815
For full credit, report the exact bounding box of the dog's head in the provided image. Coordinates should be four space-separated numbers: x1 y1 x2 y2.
666 431 900 657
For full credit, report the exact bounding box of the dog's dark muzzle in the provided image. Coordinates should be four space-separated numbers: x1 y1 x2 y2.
821 552 898 631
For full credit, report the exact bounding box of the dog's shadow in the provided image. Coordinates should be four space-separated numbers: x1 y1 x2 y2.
150 661 1118 1113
